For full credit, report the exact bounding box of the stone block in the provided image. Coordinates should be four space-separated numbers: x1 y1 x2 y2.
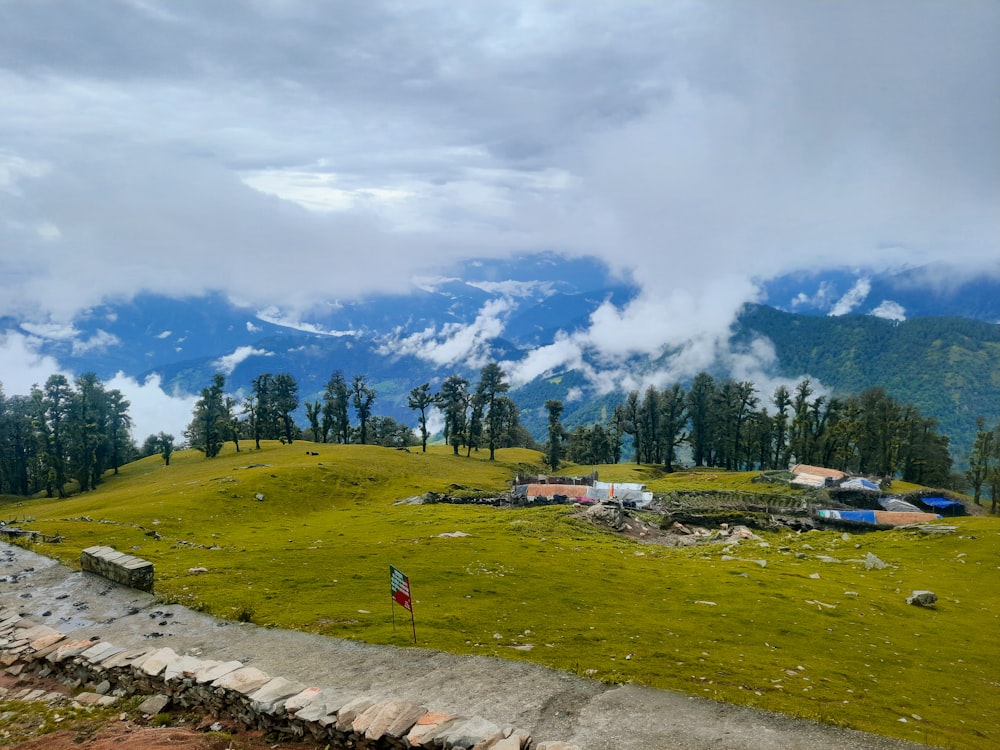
100 646 155 670
163 654 205 681
80 545 154 592
140 647 180 677
81 642 122 664
358 700 427 741
137 694 171 715
293 688 355 725
211 666 271 694
248 676 306 714
283 686 322 714
335 696 377 732
194 659 243 684
407 711 458 746
46 640 94 663
422 715 502 749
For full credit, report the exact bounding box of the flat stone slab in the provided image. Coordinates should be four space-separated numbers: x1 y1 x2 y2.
212 666 271 694
249 676 306 713
195 659 243 684
357 700 428 741
140 647 180 677
137 694 171 715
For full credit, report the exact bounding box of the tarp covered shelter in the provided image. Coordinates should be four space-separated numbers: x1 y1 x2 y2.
842 477 881 491
818 509 941 526
918 497 965 516
791 464 847 480
879 497 923 513
513 481 654 508
517 484 590 500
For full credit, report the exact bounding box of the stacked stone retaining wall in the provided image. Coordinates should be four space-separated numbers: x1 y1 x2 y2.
0 604 579 749
80 545 155 592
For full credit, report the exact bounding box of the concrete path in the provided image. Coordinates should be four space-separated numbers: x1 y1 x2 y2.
0 543 931 749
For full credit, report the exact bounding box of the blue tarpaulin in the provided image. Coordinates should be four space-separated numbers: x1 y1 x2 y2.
818 509 878 524
920 497 963 510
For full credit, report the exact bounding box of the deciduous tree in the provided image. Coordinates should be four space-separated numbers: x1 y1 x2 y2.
439 374 470 455
476 363 510 460
407 383 439 453
185 374 227 458
545 399 566 471
351 375 376 445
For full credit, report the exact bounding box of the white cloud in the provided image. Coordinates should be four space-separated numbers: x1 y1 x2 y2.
829 278 872 317
255 308 355 336
789 281 839 312
424 408 445 438
506 331 586 387
211 346 273 376
106 372 198 444
870 300 906 321
0 2 997 392
466 279 555 298
0 152 50 194
155 330 172 339
383 297 515 368
71 329 121 356
0 330 67 394
19 321 80 340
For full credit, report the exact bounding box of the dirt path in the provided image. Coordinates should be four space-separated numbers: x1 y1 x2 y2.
0 543 931 749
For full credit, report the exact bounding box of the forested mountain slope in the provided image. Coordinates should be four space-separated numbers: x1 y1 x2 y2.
735 305 1000 460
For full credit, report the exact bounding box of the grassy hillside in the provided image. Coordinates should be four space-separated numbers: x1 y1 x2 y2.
5 443 998 749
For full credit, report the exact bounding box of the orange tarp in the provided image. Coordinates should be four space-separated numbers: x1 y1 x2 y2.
525 484 590 499
873 511 941 525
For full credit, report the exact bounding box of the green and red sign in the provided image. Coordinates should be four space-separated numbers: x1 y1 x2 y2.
390 564 412 612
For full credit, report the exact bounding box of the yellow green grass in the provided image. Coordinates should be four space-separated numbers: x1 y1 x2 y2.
5 441 998 748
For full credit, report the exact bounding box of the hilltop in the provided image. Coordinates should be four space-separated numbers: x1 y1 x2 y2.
3 442 998 748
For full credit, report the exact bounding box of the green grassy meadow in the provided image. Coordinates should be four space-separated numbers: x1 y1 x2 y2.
4 441 998 748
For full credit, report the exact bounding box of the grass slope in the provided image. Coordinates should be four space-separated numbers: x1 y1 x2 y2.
5 442 998 749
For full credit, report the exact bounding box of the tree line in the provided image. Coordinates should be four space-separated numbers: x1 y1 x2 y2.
965 417 1000 513
183 363 535 460
0 367 972 500
0 374 133 497
553 374 953 486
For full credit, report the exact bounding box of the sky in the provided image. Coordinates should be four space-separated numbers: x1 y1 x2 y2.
1 0 999 440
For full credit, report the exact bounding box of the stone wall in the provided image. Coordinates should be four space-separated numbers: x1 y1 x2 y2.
0 605 579 750
80 545 154 592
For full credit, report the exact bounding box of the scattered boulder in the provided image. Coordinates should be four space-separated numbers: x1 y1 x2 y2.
863 552 888 570
906 590 938 608
137 693 170 715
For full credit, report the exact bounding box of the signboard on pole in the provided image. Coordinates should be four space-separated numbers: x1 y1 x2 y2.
390 564 413 612
390 564 417 643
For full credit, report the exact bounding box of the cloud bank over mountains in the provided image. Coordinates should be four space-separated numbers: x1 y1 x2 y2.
2 1 998 437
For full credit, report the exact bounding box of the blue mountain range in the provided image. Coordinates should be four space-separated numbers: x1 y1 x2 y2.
7 256 1000 450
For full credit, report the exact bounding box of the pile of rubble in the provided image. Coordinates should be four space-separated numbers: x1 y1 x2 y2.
0 605 578 750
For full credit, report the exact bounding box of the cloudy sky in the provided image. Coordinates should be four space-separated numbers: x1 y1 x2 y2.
2 0 999 438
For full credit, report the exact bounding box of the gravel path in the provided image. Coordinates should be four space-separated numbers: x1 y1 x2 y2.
0 542 932 749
